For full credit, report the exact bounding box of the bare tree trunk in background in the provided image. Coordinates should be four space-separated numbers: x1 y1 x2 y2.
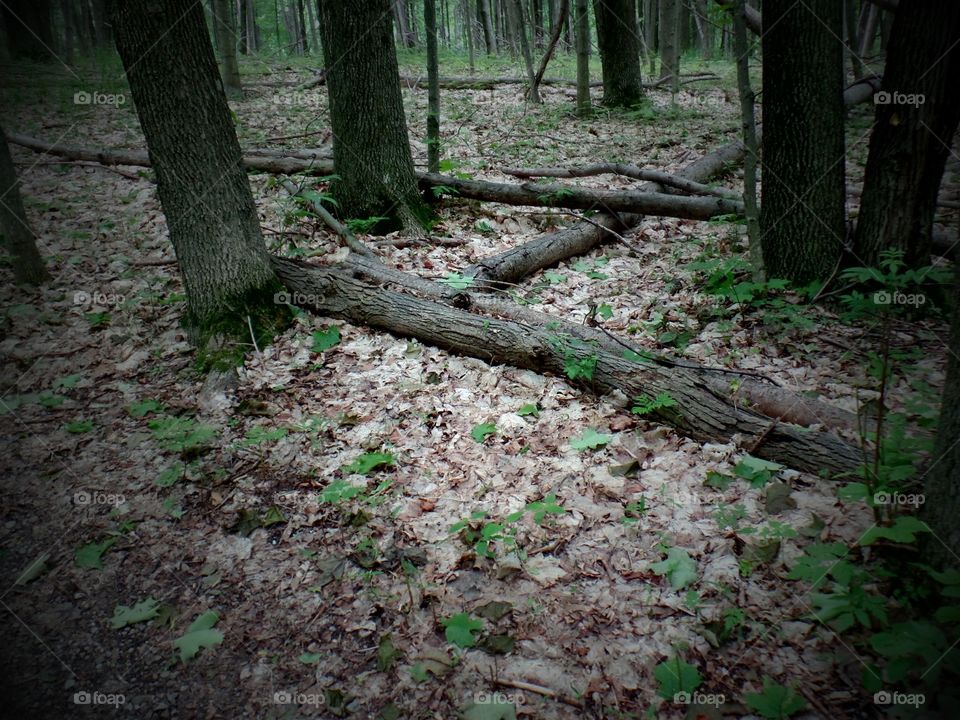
1 0 53 60
0 125 49 285
593 0 645 107
574 0 590 115
845 0 863 79
480 0 498 53
296 0 309 53
694 0 712 60
426 0 442 172
508 0 540 101
304 0 320 54
530 0 568 101
212 0 243 97
532 0 544 47
645 0 657 73
658 0 679 89
858 3 879 58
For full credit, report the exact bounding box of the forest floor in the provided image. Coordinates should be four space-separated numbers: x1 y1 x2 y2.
1 52 958 720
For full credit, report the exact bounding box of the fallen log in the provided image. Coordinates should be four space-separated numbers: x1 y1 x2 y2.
417 172 745 219
271 255 862 476
502 163 741 200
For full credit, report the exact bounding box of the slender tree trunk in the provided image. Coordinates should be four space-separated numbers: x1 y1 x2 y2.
211 0 243 97
508 0 540 102
574 0 590 115
845 0 863 80
465 0 476 73
237 0 249 53
853 0 960 269
858 3 879 58
112 0 280 353
645 0 657 73
694 0 712 60
480 0 498 53
593 0 645 107
759 0 846 285
658 0 679 87
246 0 258 52
296 0 309 53
922 268 960 569
0 126 48 285
530 0 568 102
731 0 761 277
304 0 320 54
317 0 429 231
426 0 442 172
1 0 53 59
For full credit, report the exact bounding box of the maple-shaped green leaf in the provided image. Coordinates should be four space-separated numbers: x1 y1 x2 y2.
75 538 118 570
342 451 395 475
311 326 341 352
570 428 612 451
745 677 806 719
860 516 931 546
654 656 702 699
650 547 698 589
442 612 484 648
111 597 161 629
471 423 497 443
173 610 224 663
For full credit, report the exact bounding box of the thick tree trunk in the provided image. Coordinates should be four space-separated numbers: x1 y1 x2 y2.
1 0 53 59
760 0 846 285
211 0 243 97
922 269 960 568
0 127 48 285
658 0 679 87
480 0 498 53
853 1 960 269
592 0 645 107
112 0 279 349
296 0 308 53
317 0 428 231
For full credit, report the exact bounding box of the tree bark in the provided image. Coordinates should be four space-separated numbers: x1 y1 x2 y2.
658 0 678 88
922 269 960 568
211 0 243 97
112 0 279 347
852 0 960 269
713 0 760 34
760 0 846 285
271 255 862 476
0 126 48 285
317 0 428 231
592 0 645 107
426 0 442 172
507 0 540 102
480 0 498 53
530 0 568 103
574 0 590 115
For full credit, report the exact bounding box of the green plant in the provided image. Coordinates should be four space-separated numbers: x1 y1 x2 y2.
631 393 678 416
344 216 390 233
745 677 806 719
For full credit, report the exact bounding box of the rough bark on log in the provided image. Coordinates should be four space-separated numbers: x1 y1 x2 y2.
271 255 862 476
417 173 745 219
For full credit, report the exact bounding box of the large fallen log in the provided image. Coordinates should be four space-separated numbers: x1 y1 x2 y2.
271 255 863 476
417 172 745 219
298 72 719 92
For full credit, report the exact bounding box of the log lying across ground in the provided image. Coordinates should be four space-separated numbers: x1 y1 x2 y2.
272 256 863 476
297 73 719 92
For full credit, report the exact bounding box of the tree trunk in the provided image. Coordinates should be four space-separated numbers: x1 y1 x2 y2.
592 0 645 107
574 0 590 115
845 0 863 80
853 0 960 269
296 0 309 53
211 0 243 97
112 0 280 353
426 0 442 172
1 0 53 59
658 0 679 88
507 0 540 102
731 0 761 276
480 0 498 53
304 0 320 54
760 0 846 285
694 0 712 60
0 126 48 285
317 0 429 231
245 0 258 52
644 0 657 73
922 269 960 568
